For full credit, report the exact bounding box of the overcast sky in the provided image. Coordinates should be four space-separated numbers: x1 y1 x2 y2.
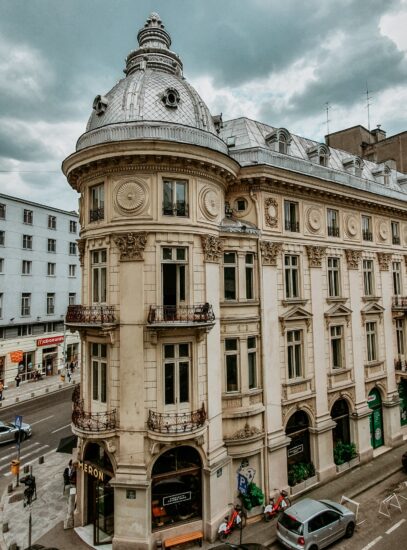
1 0 407 211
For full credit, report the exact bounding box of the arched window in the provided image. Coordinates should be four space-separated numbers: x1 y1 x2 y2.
331 399 350 445
307 143 330 167
265 128 292 155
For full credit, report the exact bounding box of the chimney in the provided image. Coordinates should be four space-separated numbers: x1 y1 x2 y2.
371 124 386 143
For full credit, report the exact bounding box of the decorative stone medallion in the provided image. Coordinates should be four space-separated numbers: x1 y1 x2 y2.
264 197 278 228
305 207 322 233
345 214 358 238
115 180 146 213
377 220 389 242
200 188 220 220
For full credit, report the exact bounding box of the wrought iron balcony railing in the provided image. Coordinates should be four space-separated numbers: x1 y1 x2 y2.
284 220 300 232
147 405 206 434
147 304 215 325
89 207 104 222
327 226 340 237
392 296 407 310
395 357 407 372
392 236 401 245
72 399 117 432
362 230 373 241
66 305 117 325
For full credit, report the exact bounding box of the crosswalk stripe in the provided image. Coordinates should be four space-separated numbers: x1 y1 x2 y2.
4 448 57 476
1 445 49 474
0 442 39 462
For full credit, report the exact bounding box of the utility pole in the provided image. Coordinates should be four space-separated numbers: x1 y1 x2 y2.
365 82 372 132
325 102 331 145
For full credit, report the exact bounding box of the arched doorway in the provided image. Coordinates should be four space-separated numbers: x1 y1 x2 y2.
286 411 311 486
151 446 202 530
331 399 350 445
368 388 384 449
84 442 114 545
398 381 407 426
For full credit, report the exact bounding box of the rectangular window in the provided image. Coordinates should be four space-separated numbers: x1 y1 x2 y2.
224 252 237 300
0 258 3 273
366 321 377 362
393 261 402 296
69 242 77 255
362 215 373 241
92 249 107 304
91 343 107 403
327 208 340 237
22 260 32 275
330 325 344 369
48 215 56 230
89 183 105 222
363 259 374 296
248 336 257 389
0 293 3 318
287 329 302 379
163 179 188 217
327 257 341 297
23 235 33 250
225 338 239 392
69 264 76 277
245 253 254 300
0 231 4 246
163 343 190 405
284 255 300 299
284 201 299 232
69 292 76 306
23 209 33 224
396 319 404 356
17 325 32 337
46 293 55 315
47 238 56 253
69 220 77 233
0 203 5 219
21 293 31 316
47 262 56 276
391 221 400 245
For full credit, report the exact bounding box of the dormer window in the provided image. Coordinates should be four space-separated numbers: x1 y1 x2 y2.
343 156 363 177
265 128 292 155
307 143 330 167
372 164 391 186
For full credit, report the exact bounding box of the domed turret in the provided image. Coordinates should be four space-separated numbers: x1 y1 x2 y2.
76 13 227 154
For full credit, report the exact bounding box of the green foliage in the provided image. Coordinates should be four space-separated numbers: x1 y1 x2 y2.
240 481 265 509
287 462 316 486
333 441 357 465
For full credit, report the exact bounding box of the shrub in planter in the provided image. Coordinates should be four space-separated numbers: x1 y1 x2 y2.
334 442 357 465
240 482 265 509
288 462 314 486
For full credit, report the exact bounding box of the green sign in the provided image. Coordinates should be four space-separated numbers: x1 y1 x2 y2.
398 382 407 426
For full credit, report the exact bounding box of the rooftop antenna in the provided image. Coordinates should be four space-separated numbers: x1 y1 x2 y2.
365 82 372 132
325 102 331 144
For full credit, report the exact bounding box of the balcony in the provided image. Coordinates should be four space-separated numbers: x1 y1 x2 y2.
147 405 206 434
327 226 340 237
284 220 300 232
147 304 215 329
89 207 104 222
392 296 407 313
362 230 373 241
392 236 401 245
72 400 117 433
65 305 117 328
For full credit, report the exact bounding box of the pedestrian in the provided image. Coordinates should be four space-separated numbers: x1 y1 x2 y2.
69 361 75 374
15 373 21 388
69 461 78 485
67 369 72 383
0 380 4 401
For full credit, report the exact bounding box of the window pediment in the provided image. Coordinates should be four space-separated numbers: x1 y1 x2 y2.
361 301 384 322
324 303 352 328
279 306 312 334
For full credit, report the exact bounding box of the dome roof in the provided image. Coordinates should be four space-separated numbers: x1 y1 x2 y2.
77 13 227 154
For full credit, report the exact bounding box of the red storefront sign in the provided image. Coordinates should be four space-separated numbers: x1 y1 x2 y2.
36 336 64 347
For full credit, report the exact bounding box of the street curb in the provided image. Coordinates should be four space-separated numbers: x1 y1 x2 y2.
0 383 77 412
349 465 403 500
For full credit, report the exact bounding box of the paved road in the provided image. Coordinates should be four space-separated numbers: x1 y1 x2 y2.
0 388 73 493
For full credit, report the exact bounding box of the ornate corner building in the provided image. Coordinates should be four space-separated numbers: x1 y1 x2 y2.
63 13 407 548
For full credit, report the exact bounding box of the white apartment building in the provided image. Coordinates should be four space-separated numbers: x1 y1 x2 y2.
0 194 80 385
63 13 407 548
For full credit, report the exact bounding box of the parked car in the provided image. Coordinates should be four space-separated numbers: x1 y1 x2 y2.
402 450 407 473
0 420 32 444
276 498 355 549
212 545 269 550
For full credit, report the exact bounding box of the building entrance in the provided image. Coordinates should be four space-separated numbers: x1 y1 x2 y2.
398 381 407 426
368 388 384 448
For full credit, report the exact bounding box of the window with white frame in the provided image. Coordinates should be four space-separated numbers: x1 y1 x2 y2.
327 209 340 237
69 220 77 233
47 238 56 253
284 254 300 299
161 247 187 308
363 259 374 296
366 321 377 362
46 293 55 315
91 249 107 304
69 264 76 277
18 325 32 337
225 338 239 392
0 293 3 317
47 262 56 276
21 293 31 316
68 293 76 306
284 201 299 232
396 319 404 356
22 260 32 275
0 231 4 246
392 261 402 296
91 343 107 403
245 253 254 300
0 203 5 219
163 343 190 406
23 235 32 250
287 329 303 379
69 242 77 255
327 257 341 297
89 183 104 222
248 336 257 389
48 215 56 230
0 258 3 273
330 325 344 369
224 252 237 300
163 179 188 217
23 209 33 224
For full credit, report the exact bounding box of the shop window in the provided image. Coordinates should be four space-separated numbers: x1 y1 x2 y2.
331 399 350 446
284 201 299 232
225 338 239 392
23 235 33 250
284 255 300 299
398 381 407 426
393 261 402 296
92 249 107 304
163 179 188 217
18 351 34 381
366 321 377 362
287 329 303 379
91 343 107 403
286 411 311 471
327 257 341 297
48 215 56 230
330 325 344 369
248 336 257 389
362 259 374 296
23 209 33 224
89 183 104 222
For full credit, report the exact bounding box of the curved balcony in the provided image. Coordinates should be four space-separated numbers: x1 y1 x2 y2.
65 304 118 329
147 405 206 436
147 304 215 330
72 400 117 434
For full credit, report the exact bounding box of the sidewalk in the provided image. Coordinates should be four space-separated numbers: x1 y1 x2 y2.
0 374 405 549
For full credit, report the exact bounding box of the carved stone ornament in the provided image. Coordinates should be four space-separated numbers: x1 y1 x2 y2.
200 187 220 220
377 252 392 271
404 255 407 270
345 214 358 238
201 235 223 263
227 423 262 441
306 245 326 268
113 232 148 261
306 207 322 233
264 197 278 228
115 180 146 213
377 220 389 242
77 238 86 266
260 241 282 266
345 249 362 269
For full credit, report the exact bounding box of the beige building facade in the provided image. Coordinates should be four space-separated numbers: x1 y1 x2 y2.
63 13 407 548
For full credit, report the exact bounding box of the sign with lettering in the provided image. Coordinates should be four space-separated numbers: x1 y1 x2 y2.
288 444 304 457
78 460 105 481
9 351 23 363
162 491 191 506
237 473 248 495
37 336 64 347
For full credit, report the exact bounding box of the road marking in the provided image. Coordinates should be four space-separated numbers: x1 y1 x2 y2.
30 415 54 426
51 423 71 434
386 518 406 534
361 537 383 550
4 448 57 476
0 443 39 462
1 445 49 474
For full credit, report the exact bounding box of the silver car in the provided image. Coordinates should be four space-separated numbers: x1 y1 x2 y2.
0 420 32 444
277 498 355 550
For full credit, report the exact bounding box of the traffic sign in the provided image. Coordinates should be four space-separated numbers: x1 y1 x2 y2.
15 415 23 430
237 473 248 495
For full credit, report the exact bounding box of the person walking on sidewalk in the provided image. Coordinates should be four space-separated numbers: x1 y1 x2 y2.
0 380 4 401
15 373 21 388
